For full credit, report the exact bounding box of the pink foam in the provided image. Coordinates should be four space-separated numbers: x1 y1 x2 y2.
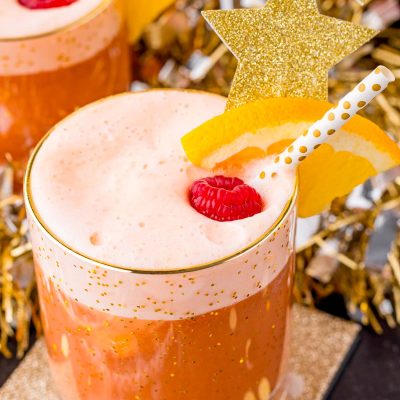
29 90 294 270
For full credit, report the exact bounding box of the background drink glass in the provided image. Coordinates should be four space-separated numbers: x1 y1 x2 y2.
0 0 130 163
24 91 297 400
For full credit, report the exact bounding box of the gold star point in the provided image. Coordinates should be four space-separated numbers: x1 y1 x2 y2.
202 0 377 110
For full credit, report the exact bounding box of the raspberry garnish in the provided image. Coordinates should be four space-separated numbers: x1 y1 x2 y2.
18 0 78 9
189 175 263 222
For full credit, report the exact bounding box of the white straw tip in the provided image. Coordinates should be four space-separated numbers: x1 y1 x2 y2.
377 65 395 82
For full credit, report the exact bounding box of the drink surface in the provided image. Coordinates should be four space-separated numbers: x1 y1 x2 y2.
0 0 105 39
29 90 294 270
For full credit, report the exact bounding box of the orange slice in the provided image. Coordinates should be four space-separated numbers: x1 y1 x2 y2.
182 97 400 217
125 0 175 43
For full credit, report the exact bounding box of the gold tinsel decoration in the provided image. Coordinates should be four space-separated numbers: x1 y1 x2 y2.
0 159 41 358
1 0 400 358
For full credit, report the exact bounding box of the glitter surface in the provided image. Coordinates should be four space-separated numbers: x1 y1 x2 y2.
289 305 360 399
203 0 377 110
0 305 360 400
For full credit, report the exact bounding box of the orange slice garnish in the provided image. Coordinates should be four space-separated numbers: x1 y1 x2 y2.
182 97 400 217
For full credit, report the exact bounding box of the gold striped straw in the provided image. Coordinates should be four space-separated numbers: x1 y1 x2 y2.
257 65 395 181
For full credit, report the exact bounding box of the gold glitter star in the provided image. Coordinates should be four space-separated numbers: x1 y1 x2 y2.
202 0 377 110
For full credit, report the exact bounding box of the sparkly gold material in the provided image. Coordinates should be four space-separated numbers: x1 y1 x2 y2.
295 180 400 335
290 305 360 400
0 305 360 400
0 159 39 359
202 0 377 110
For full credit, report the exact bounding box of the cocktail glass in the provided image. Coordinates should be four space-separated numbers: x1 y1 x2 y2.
24 90 297 400
0 0 130 163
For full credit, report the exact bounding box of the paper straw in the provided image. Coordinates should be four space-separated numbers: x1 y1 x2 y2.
257 65 395 181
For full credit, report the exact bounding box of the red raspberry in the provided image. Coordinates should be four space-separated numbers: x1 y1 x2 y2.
18 0 78 9
189 175 263 222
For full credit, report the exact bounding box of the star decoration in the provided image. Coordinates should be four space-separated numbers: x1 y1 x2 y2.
202 0 377 110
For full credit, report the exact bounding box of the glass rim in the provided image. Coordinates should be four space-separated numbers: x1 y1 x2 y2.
24 89 299 276
0 0 113 42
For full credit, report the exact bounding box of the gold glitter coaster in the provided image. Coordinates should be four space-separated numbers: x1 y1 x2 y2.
0 305 360 400
289 305 360 399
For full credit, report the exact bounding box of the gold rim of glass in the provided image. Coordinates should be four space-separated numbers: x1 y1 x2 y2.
24 89 298 276
0 0 113 42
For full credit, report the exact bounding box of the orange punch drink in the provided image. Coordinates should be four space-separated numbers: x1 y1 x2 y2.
25 90 297 400
0 0 130 163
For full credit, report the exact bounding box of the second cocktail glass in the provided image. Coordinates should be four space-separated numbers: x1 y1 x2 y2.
0 0 130 162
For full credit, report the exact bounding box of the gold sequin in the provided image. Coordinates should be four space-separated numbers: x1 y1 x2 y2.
358 83 366 92
299 146 307 153
328 113 335 121
341 113 350 120
259 171 266 179
357 101 366 107
343 101 351 109
327 129 335 135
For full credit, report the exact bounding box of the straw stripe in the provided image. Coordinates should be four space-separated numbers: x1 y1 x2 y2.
255 66 395 182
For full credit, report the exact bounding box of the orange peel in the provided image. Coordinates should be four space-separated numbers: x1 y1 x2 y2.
182 97 400 217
